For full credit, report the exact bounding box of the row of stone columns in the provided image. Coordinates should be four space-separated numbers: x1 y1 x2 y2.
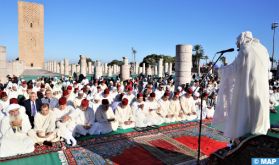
45 43 192 85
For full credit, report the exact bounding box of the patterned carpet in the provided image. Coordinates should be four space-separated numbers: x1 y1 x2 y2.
71 121 229 164
133 133 203 164
208 135 279 165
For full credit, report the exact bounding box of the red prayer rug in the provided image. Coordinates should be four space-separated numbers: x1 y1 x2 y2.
133 133 207 164
174 136 228 156
110 146 163 165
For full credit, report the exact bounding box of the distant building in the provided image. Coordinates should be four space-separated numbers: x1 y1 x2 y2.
18 1 44 68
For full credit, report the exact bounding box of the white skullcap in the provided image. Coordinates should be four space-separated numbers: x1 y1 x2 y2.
194 92 200 97
112 87 117 91
6 104 20 113
236 31 253 46
177 86 182 91
12 83 18 87
94 95 101 100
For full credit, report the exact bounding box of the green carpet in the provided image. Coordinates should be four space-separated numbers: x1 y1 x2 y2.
267 106 279 138
1 152 61 165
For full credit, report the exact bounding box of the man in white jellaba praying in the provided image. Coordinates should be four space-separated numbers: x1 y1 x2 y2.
213 31 270 142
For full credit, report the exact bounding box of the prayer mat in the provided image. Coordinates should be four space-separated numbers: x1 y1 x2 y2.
208 135 279 165
80 138 136 159
133 133 206 164
0 141 63 162
174 136 228 156
164 123 230 143
110 146 163 165
62 147 113 165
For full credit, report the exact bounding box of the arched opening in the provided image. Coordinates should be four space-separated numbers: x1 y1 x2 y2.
31 63 34 67
30 23 33 28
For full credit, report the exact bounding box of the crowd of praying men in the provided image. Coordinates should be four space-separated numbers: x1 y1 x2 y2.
0 74 220 157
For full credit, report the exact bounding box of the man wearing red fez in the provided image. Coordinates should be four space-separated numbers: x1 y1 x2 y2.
94 99 118 134
52 97 77 146
73 90 85 108
101 88 113 104
123 86 135 105
154 84 165 101
19 81 28 99
144 92 164 125
74 99 97 136
169 91 184 122
62 90 74 107
180 86 197 121
66 86 76 102
115 98 135 129
0 91 9 111
100 80 107 91
158 92 171 123
131 93 151 127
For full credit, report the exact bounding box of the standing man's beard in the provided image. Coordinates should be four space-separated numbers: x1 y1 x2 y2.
10 114 22 133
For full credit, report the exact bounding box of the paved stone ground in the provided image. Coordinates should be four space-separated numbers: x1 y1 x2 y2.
21 69 61 77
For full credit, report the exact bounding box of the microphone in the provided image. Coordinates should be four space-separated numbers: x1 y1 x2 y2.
216 48 234 54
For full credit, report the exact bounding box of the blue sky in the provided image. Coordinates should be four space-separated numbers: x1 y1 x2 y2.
0 0 278 64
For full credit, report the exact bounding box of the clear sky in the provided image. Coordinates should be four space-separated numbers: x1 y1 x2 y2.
0 0 278 64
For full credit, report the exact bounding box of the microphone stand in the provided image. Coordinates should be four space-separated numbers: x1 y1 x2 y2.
196 52 225 165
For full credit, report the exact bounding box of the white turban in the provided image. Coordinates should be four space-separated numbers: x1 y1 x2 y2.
194 92 200 97
177 86 182 91
12 83 18 88
94 95 101 100
236 31 253 46
6 104 20 113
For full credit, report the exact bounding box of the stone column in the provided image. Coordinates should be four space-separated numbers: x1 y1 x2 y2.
168 63 173 75
70 64 76 76
76 65 80 75
0 46 7 83
64 59 69 76
95 61 102 79
164 62 169 74
139 67 142 74
175 44 192 88
121 57 130 81
108 66 113 77
104 63 108 75
88 61 92 74
142 63 146 75
52 61 56 73
57 63 60 75
158 58 163 77
147 66 152 76
134 62 138 75
154 65 158 75
80 55 87 76
60 60 64 75
48 61 52 72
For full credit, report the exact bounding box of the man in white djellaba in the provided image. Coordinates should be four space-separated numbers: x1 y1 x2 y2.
74 99 98 136
53 97 77 146
28 104 60 145
0 104 35 157
213 31 270 141
131 93 151 127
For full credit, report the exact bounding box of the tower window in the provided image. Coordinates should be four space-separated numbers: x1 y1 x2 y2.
31 63 34 67
30 23 33 28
